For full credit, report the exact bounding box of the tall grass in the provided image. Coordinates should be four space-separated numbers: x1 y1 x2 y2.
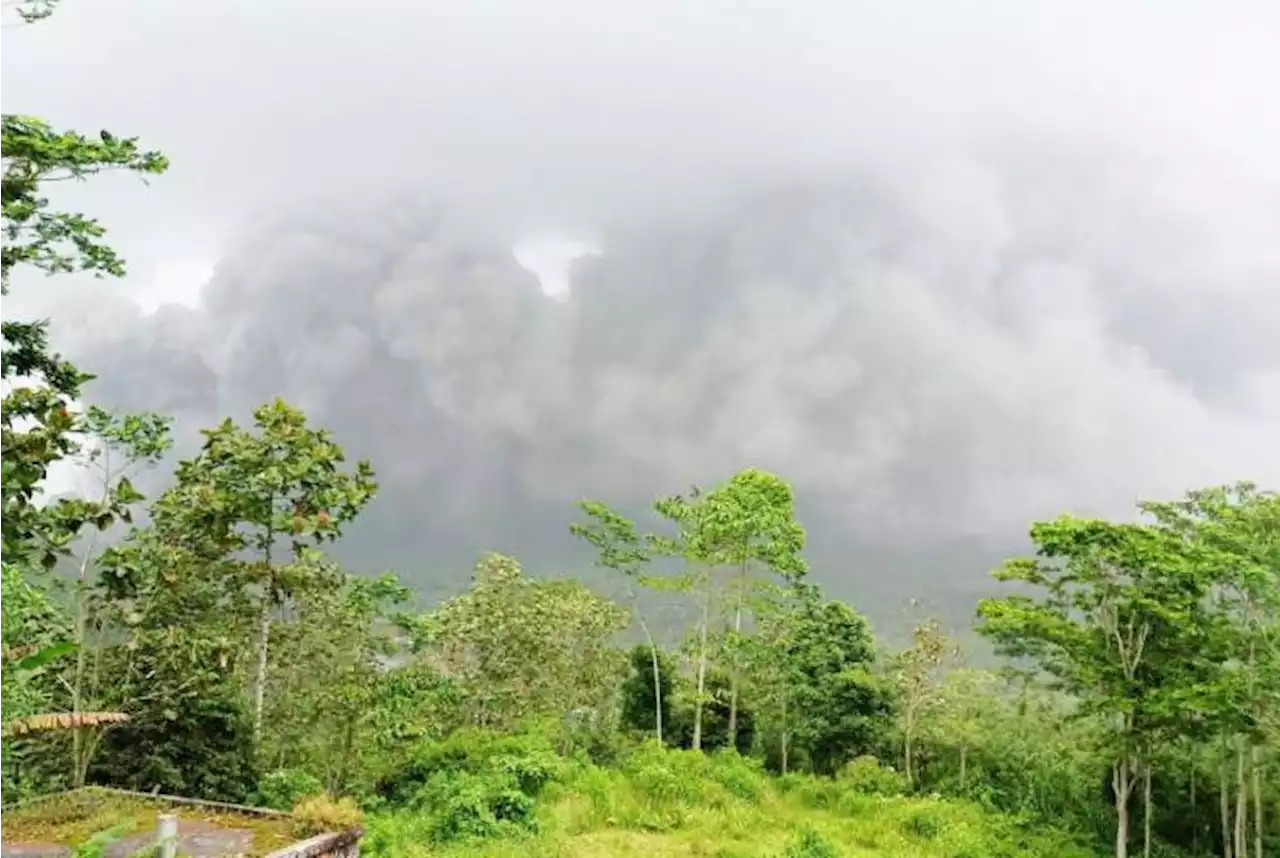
361 736 1100 858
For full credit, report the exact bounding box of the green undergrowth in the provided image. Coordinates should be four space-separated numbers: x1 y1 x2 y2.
361 738 1101 858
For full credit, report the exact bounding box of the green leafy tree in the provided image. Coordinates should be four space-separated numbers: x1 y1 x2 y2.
1141 484 1279 858
752 584 890 774
362 665 468 792
2 560 72 796
666 664 757 754
1 566 133 795
977 515 1217 858
618 643 677 741
893 615 960 788
1 106 167 570
63 407 172 786
1 32 168 567
90 507 257 801
0 0 170 795
265 570 413 795
748 584 806 773
422 553 629 730
696 468 807 750
1 115 167 283
650 485 716 750
922 668 1003 793
910 667 1114 839
160 399 377 746
570 499 668 742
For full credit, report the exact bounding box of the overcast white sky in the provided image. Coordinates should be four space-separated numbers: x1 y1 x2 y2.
4 1 1280 602
6 1 1277 291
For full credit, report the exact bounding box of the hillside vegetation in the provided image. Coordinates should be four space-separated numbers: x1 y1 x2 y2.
354 735 1098 858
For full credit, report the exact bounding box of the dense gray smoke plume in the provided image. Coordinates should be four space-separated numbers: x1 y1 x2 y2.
44 166 1280 611
5 0 1279 618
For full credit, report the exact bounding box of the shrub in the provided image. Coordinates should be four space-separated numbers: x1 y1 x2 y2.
836 755 907 796
554 708 632 767
417 769 537 842
780 827 840 858
491 747 563 796
373 727 567 844
628 755 702 807
901 806 945 839
361 812 437 858
377 727 563 807
254 768 324 811
557 741 766 833
786 775 843 810
292 794 365 838
620 740 751 808
834 790 877 818
708 749 767 802
91 691 258 803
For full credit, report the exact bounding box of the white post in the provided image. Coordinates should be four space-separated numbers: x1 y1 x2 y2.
156 813 178 858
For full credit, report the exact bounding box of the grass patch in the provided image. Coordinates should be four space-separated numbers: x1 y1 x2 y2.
363 743 1102 858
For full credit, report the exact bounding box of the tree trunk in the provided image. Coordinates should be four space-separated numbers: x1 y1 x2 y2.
1250 744 1262 858
1143 763 1152 858
334 715 356 795
72 726 108 791
780 691 789 775
1190 749 1198 857
640 618 664 745
252 595 273 746
691 580 711 751
1114 757 1131 858
1235 736 1247 858
1221 754 1234 858
904 718 914 788
726 561 747 750
251 521 276 750
71 514 104 788
71 602 88 786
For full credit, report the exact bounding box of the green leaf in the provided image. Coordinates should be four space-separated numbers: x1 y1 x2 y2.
14 640 77 671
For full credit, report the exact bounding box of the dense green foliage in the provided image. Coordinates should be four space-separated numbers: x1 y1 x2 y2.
2 6 1276 858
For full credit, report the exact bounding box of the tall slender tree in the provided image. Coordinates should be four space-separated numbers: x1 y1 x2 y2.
159 400 377 746
1142 484 1280 858
696 469 807 750
894 616 958 787
651 485 714 749
65 408 171 786
978 515 1215 858
570 500 667 742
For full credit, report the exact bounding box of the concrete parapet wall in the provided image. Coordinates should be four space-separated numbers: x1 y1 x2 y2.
263 829 363 858
1 787 362 858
